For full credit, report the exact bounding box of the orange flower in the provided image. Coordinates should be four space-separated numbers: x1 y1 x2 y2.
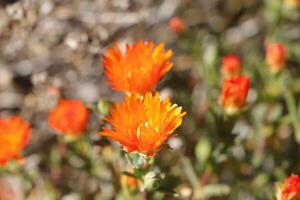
100 92 186 156
277 175 300 200
48 99 89 136
221 55 242 78
220 76 250 115
102 41 173 94
266 43 286 73
168 17 186 34
286 0 300 7
0 115 31 166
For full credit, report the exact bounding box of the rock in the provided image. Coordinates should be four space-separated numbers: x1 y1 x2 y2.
5 2 24 20
0 67 13 89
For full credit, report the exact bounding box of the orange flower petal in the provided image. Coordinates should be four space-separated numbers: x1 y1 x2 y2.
100 92 186 156
48 99 89 136
102 41 173 94
0 115 31 166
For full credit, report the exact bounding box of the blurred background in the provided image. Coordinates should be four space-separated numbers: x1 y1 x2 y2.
0 0 300 199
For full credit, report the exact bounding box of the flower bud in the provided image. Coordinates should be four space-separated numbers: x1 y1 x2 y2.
266 43 286 74
168 17 186 34
220 76 250 115
221 55 242 78
143 171 161 191
277 175 300 200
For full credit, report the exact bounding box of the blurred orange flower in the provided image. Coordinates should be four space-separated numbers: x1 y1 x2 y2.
277 175 300 200
266 43 286 73
0 115 31 166
100 92 186 156
220 76 250 115
286 0 300 7
48 99 89 136
221 55 242 78
168 17 186 34
102 41 173 94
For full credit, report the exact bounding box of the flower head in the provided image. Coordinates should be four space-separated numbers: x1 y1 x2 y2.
102 41 173 94
220 76 250 115
168 17 186 34
0 115 31 166
266 43 286 73
48 99 89 136
100 92 186 156
221 55 242 78
277 175 300 200
286 0 300 7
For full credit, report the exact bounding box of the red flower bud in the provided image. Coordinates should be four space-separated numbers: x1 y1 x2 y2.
277 175 300 200
220 76 250 115
266 43 286 73
168 17 186 34
221 55 242 78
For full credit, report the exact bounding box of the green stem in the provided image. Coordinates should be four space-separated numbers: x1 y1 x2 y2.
181 156 200 196
284 90 300 142
125 153 136 168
